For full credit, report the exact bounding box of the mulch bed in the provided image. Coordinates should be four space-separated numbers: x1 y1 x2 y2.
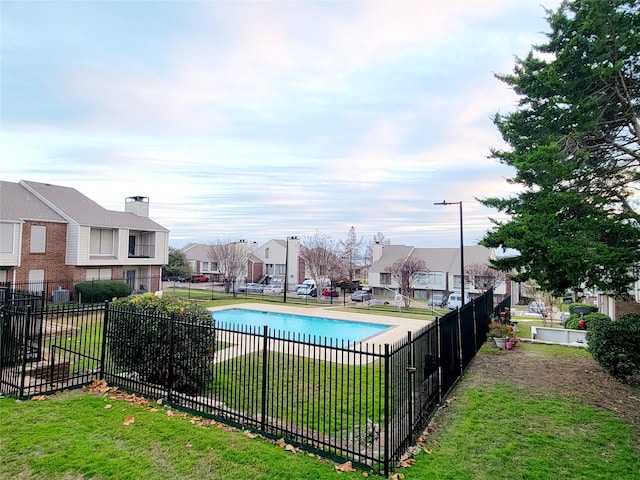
461 342 640 429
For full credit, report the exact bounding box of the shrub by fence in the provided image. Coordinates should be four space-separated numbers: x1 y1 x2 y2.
587 313 640 386
75 280 132 303
107 294 216 395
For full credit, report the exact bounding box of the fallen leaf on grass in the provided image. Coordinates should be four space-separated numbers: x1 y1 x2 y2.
244 431 258 439
186 443 193 449
123 416 135 425
284 444 297 452
166 410 175 417
31 395 48 401
335 461 356 472
104 404 112 409
390 473 405 480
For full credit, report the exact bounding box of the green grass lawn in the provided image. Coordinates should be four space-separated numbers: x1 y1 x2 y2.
405 383 639 480
0 390 348 480
2 343 638 479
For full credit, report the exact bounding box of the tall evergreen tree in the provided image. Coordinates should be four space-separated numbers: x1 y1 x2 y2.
480 0 640 297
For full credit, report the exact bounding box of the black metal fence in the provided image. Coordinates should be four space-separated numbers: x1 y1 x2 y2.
0 286 506 476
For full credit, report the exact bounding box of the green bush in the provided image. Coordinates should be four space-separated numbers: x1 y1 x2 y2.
587 314 640 386
75 280 132 303
564 312 610 330
107 293 216 395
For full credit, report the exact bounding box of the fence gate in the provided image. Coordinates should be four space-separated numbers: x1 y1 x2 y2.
411 322 440 431
1 300 45 397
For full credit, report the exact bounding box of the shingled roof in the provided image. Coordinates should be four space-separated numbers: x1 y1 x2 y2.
4 180 168 232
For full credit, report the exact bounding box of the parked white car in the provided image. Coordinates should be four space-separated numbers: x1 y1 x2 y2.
264 284 284 295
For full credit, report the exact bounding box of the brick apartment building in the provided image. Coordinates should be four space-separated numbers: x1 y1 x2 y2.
0 180 169 297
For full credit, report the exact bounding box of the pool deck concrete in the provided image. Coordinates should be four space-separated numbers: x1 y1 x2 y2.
209 303 432 347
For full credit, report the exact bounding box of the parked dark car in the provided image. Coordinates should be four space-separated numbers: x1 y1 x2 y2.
166 275 188 282
190 274 209 283
351 290 372 302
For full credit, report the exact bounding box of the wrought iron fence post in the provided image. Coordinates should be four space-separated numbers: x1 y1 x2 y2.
260 325 269 430
167 312 176 404
406 331 414 437
436 317 443 402
457 308 463 377
0 288 7 374
99 301 109 380
18 306 31 398
383 343 390 477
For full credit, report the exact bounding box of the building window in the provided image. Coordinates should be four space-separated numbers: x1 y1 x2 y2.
0 223 14 253
427 272 444 286
265 247 270 259
90 228 114 255
475 276 493 289
453 275 471 289
28 269 45 291
380 273 391 285
30 225 46 253
266 264 274 274
86 269 112 281
277 264 286 275
202 262 209 271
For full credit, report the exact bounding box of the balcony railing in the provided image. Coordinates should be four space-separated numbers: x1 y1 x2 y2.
128 244 155 258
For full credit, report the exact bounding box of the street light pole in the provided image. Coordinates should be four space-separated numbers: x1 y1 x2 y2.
434 201 464 307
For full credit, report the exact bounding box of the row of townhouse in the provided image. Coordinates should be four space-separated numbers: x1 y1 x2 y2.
181 239 510 302
181 238 306 288
368 243 509 301
0 180 169 296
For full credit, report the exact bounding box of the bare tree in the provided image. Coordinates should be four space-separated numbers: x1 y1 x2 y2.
465 262 507 292
340 226 364 281
299 232 342 296
385 256 427 308
208 239 248 295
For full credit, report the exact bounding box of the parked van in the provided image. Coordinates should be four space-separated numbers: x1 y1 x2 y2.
447 292 470 310
296 279 318 296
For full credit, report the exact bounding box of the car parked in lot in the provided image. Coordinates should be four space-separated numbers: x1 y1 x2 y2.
529 301 548 317
427 297 446 308
165 275 188 282
237 283 264 294
351 290 372 302
190 275 209 283
321 287 339 297
263 284 284 295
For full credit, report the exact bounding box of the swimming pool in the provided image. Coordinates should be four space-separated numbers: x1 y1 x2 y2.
212 308 391 343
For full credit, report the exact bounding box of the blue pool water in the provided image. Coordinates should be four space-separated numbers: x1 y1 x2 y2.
212 308 391 343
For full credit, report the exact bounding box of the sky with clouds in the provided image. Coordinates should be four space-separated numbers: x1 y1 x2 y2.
1 0 562 249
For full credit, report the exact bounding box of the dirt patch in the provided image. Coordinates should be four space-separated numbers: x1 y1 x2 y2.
462 341 640 429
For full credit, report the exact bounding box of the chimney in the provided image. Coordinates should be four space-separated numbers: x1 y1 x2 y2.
372 242 384 262
125 196 149 217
